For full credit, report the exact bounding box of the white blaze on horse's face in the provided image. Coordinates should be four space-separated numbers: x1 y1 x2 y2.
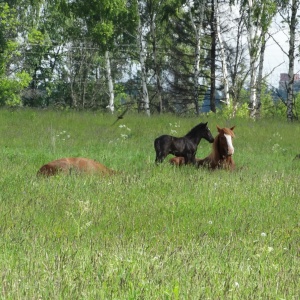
224 134 234 155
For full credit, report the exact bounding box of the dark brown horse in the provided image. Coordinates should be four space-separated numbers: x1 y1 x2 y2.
154 122 214 164
37 157 116 177
170 126 235 170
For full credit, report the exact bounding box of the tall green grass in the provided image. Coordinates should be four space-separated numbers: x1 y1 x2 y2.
0 108 299 299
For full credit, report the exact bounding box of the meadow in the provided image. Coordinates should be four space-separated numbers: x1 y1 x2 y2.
0 108 299 299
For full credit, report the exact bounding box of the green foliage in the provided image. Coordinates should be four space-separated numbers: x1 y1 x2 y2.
92 21 114 45
0 110 299 298
0 72 31 106
216 101 249 119
114 83 130 107
0 2 18 75
293 92 300 119
28 28 50 45
71 0 133 51
261 88 286 118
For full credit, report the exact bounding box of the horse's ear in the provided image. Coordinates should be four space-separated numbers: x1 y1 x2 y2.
230 126 235 131
217 125 222 132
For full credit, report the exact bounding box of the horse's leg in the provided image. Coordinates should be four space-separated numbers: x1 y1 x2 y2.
185 153 196 165
196 157 210 168
155 151 166 164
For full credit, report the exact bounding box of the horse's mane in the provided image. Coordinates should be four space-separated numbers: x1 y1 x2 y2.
184 122 206 138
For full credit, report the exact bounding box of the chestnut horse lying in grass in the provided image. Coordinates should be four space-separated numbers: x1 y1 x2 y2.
37 157 116 177
170 126 235 170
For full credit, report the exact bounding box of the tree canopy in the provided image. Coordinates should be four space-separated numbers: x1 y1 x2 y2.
0 0 299 119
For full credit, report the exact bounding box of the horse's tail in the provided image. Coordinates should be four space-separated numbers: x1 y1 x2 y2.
154 136 164 163
37 157 116 177
154 137 161 151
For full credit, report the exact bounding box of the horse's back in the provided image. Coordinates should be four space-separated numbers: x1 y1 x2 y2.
154 134 173 147
37 157 116 177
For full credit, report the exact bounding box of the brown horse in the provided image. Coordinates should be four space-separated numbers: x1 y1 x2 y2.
170 126 235 170
197 126 235 170
37 157 116 177
169 156 202 166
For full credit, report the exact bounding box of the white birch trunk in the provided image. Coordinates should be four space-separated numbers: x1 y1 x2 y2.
216 2 230 106
150 10 163 113
249 55 258 118
105 50 114 113
256 37 266 117
247 0 260 119
188 0 205 114
138 13 150 116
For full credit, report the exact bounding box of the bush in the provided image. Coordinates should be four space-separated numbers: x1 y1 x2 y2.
0 72 31 106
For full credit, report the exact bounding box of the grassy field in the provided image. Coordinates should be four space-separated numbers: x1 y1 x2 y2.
0 108 299 299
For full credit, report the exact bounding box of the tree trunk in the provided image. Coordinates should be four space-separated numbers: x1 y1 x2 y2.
150 12 163 113
188 0 205 115
256 36 266 118
287 0 297 121
105 50 114 113
138 15 150 116
216 1 230 106
210 0 216 113
247 0 260 119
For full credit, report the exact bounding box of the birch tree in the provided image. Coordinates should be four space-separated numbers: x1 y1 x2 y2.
216 1 230 106
277 0 300 121
236 0 276 118
105 51 115 113
69 0 137 113
226 9 248 110
148 0 165 113
135 0 167 115
252 1 276 118
187 0 206 115
137 5 150 116
209 0 217 112
245 0 261 118
286 0 300 121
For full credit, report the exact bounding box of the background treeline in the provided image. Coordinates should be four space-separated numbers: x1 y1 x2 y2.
0 0 299 119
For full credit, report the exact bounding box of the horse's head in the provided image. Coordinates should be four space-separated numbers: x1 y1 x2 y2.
216 126 235 158
202 122 214 143
184 122 214 145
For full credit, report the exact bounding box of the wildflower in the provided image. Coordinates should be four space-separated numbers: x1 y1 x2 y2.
261 232 267 237
208 220 213 225
234 282 240 288
85 221 92 228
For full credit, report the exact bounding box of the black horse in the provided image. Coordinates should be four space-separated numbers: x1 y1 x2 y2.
154 122 214 164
